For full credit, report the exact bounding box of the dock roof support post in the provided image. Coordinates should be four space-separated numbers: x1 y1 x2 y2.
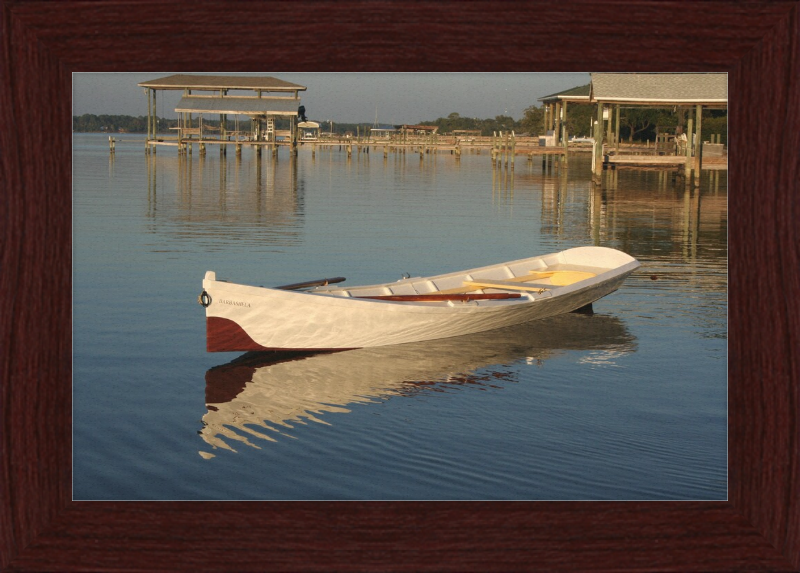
146 88 152 151
554 102 561 144
592 103 604 182
151 90 156 154
685 115 693 183
291 115 298 155
543 104 549 134
188 90 193 151
218 89 223 154
562 101 568 167
694 104 703 188
219 114 224 157
614 104 621 153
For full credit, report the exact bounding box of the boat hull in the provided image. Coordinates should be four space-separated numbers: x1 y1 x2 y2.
201 246 640 351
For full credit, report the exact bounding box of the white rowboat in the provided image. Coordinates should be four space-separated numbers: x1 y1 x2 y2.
199 246 640 352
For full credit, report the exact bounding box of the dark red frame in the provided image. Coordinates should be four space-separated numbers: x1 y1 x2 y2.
2 1 798 570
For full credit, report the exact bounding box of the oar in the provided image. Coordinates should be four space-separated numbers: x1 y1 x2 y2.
276 277 346 290
357 293 522 302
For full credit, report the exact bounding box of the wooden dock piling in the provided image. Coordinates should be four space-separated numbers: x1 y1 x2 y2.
694 105 703 188
592 104 604 183
685 117 693 183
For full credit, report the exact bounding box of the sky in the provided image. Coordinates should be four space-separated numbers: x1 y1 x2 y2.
72 72 590 124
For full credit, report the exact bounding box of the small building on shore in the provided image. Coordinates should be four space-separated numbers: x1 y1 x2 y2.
370 126 397 140
396 124 439 137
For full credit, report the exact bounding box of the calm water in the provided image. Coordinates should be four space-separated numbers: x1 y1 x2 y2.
73 134 727 500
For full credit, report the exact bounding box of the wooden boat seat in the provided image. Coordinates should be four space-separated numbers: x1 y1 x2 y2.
533 270 597 285
435 270 597 294
463 279 556 292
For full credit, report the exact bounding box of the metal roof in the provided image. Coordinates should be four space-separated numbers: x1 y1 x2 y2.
539 84 591 103
590 73 727 105
139 74 306 92
175 96 300 116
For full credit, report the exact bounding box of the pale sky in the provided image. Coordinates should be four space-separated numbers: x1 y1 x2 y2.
72 72 590 124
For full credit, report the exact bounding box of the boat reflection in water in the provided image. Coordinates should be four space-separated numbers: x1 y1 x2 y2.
199 312 636 457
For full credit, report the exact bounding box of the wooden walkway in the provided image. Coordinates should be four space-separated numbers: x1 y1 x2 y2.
113 135 726 171
604 153 727 171
606 155 687 166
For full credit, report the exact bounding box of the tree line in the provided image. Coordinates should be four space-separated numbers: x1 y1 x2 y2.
74 107 726 143
416 107 726 143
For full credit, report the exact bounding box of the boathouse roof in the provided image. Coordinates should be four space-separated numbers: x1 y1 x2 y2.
538 84 591 104
138 74 306 93
175 95 300 116
590 73 727 107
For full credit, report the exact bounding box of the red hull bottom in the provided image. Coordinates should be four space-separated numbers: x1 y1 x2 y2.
206 317 357 352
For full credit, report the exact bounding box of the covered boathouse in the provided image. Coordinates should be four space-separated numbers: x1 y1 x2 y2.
538 83 591 147
538 73 727 185
589 73 727 184
137 74 307 155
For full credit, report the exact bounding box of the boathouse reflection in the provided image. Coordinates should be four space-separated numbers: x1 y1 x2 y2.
145 150 304 248
198 313 636 457
526 161 728 264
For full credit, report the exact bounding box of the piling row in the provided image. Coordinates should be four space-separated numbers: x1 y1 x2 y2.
109 133 722 189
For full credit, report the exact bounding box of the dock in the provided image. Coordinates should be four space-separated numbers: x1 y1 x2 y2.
111 132 725 180
124 73 727 189
606 155 687 167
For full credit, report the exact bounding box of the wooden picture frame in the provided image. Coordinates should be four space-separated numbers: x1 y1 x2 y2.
1 1 798 570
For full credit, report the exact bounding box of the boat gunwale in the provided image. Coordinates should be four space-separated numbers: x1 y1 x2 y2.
203 260 639 313
311 246 636 297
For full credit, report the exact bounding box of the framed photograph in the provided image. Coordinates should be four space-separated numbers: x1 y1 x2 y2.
1 1 798 570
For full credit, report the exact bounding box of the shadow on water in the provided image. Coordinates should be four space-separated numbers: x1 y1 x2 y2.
199 312 637 457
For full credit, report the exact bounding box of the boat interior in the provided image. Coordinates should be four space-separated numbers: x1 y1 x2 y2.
312 256 612 303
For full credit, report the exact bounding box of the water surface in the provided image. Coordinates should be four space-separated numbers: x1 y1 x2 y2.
73 134 727 500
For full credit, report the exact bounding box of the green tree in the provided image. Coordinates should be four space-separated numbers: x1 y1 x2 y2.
519 105 544 136
489 114 517 134
563 104 594 138
703 115 727 145
620 108 660 142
